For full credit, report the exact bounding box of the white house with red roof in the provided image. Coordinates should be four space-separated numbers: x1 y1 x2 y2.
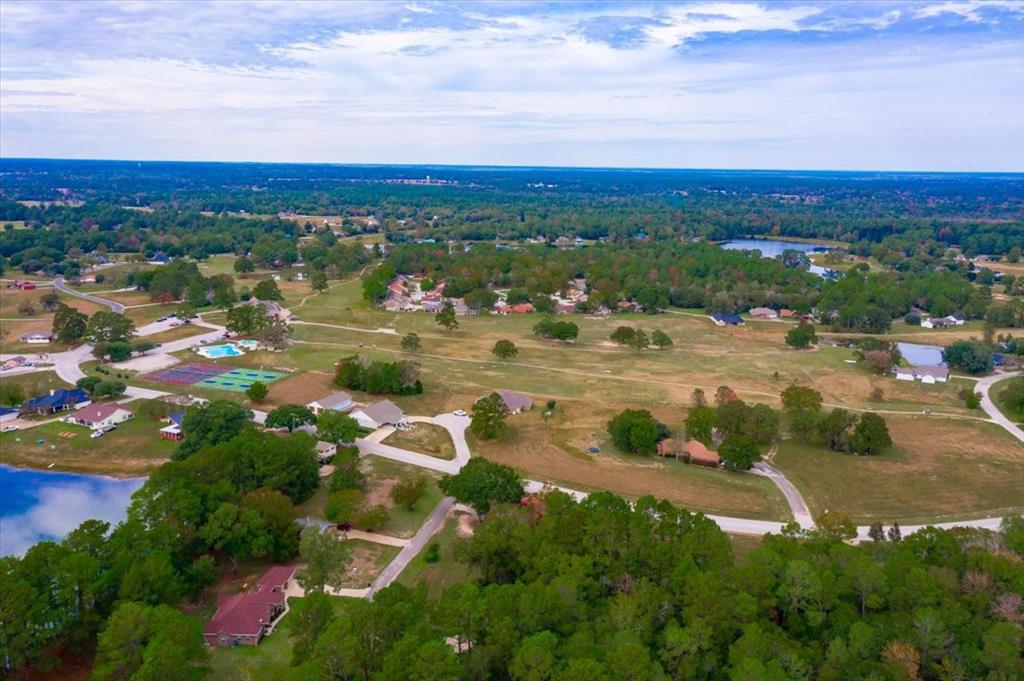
66 402 133 430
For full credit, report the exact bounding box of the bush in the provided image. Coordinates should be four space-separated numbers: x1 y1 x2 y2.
943 340 994 375
423 542 441 563
607 409 666 455
93 380 127 398
354 505 390 532
245 381 268 403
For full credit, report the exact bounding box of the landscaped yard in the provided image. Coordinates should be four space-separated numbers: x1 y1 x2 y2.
0 401 178 475
773 417 1024 524
381 422 456 460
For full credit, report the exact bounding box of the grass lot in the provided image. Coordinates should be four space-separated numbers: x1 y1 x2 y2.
398 511 478 597
773 417 1024 524
382 422 456 460
144 324 211 345
0 371 70 401
206 595 349 681
340 539 400 588
362 457 443 538
994 377 1023 426
0 401 177 476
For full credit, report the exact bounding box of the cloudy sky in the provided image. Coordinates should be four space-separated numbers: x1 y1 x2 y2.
1 1 1022 170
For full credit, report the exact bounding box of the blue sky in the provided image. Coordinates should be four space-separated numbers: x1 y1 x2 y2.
1 1 1022 171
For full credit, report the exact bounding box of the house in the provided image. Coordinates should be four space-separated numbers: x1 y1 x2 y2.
1 356 28 371
10 279 37 291
656 438 679 457
492 301 510 315
748 307 779 320
555 302 577 314
0 406 19 423
67 402 133 430
921 315 965 329
682 440 720 467
306 391 354 415
20 388 90 415
350 399 406 430
315 441 337 463
246 297 290 320
779 309 797 319
159 411 185 441
203 566 297 647
148 251 170 265
509 303 534 314
423 299 444 313
20 332 52 344
893 365 949 384
712 312 744 326
493 390 533 414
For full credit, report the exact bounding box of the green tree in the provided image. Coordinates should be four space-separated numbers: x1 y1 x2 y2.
631 329 650 350
718 433 760 471
252 278 283 301
245 380 268 402
201 502 269 571
93 379 127 398
92 603 207 681
225 304 265 335
241 488 300 561
439 458 523 515
177 399 253 459
780 384 823 413
291 590 334 667
492 339 519 359
850 412 892 455
325 488 364 524
684 406 717 445
651 329 673 348
786 323 817 349
317 411 360 444
131 339 155 355
266 404 317 432
354 505 390 532
401 332 422 353
311 271 329 293
470 393 510 440
85 310 136 345
818 407 857 453
816 510 857 541
607 409 665 455
233 257 255 275
943 340 994 374
52 303 88 343
298 525 350 593
105 341 132 362
436 301 459 331
610 326 636 345
390 477 427 511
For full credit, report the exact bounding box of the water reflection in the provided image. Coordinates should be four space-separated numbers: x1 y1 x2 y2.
0 464 144 556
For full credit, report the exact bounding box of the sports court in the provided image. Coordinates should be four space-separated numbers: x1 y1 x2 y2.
142 363 287 392
195 368 287 392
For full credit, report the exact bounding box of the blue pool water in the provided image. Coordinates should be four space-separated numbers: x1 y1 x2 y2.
0 465 144 556
198 343 243 358
721 239 836 277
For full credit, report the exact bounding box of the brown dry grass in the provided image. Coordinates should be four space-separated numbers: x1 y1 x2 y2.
382 422 456 460
265 370 336 407
339 540 399 588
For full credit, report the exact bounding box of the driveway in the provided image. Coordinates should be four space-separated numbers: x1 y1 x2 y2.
368 496 455 598
54 276 125 314
750 461 815 529
975 371 1023 442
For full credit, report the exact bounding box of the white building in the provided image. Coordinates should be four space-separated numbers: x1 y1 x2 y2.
306 391 354 415
350 399 406 430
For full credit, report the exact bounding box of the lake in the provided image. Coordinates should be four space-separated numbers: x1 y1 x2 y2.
720 239 836 277
0 464 144 556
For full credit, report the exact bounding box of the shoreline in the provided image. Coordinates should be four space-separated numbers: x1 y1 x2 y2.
0 460 156 481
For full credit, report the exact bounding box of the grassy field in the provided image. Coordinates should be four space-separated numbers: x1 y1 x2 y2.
362 457 444 537
382 422 456 460
0 402 177 476
339 539 400 588
994 377 1023 426
0 371 70 402
206 595 350 681
773 417 1024 523
397 511 478 597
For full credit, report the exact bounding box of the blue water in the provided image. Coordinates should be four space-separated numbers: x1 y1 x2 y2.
720 239 836 277
0 464 144 557
897 342 946 367
199 343 242 358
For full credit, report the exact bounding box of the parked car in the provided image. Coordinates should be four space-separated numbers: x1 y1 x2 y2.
1 425 19 433
89 430 105 439
453 409 467 417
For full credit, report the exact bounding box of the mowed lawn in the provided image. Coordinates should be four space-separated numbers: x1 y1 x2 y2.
361 457 444 538
382 422 456 460
774 417 1024 524
0 404 177 476
398 510 478 598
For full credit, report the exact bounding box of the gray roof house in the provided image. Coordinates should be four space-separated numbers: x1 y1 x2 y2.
350 399 406 430
306 391 354 415
494 390 534 414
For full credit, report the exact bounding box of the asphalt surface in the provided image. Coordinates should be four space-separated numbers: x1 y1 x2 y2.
54 276 126 314
751 461 815 529
368 496 455 598
975 371 1024 442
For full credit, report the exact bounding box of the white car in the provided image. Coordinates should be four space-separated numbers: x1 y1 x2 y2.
89 429 106 439
1 425 18 433
453 409 467 417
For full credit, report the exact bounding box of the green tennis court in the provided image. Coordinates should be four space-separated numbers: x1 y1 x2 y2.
197 369 288 392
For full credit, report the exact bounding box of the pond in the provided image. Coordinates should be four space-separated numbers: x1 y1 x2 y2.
0 464 144 556
720 239 837 277
897 342 946 367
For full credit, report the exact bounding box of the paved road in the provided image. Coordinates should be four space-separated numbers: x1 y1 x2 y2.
368 496 455 598
751 461 815 529
975 371 1023 442
55 276 125 313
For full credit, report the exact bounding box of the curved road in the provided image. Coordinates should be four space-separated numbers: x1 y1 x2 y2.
54 276 125 313
975 371 1023 442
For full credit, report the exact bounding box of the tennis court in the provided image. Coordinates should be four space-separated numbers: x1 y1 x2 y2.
142 363 230 386
196 369 288 392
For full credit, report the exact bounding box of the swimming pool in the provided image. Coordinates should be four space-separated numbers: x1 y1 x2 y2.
196 343 243 359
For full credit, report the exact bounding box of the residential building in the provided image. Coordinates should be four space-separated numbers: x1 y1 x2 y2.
509 303 534 314
203 566 297 647
492 390 534 414
245 297 290 320
712 312 744 326
893 365 950 384
1 356 28 371
20 332 52 344
159 411 185 441
683 440 720 467
0 406 19 423
315 441 337 462
20 388 90 415
350 399 406 430
67 402 133 430
306 391 354 415
748 307 779 320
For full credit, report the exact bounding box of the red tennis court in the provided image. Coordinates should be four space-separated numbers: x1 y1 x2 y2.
141 362 232 386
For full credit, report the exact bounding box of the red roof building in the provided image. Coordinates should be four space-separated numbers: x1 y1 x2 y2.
203 566 297 647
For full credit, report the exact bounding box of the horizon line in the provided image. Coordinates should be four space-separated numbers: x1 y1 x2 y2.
2 156 1022 177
